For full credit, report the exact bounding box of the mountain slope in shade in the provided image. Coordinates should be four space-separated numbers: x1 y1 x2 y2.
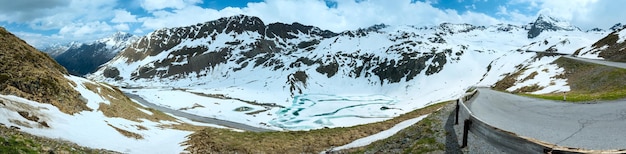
89 15 607 130
42 32 139 76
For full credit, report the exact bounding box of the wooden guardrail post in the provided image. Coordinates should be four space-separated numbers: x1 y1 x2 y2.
462 119 472 148
455 99 460 125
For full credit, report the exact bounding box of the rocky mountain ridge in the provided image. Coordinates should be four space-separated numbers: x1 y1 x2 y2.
86 14 609 112
527 14 580 39
42 32 139 76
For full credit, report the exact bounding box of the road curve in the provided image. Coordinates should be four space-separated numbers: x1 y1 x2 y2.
469 88 626 150
124 92 275 132
564 56 626 69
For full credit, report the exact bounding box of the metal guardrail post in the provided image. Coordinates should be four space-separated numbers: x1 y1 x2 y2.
455 99 460 125
462 119 472 148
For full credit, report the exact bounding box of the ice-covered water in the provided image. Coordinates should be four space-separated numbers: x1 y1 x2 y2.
270 94 401 130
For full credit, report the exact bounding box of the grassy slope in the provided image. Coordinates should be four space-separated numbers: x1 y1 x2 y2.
593 30 626 62
523 57 626 101
0 27 89 114
343 103 451 154
184 102 448 153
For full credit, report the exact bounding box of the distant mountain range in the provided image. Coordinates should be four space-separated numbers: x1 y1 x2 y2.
41 32 139 76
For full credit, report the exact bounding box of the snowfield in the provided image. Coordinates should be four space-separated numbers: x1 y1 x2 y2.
0 75 222 153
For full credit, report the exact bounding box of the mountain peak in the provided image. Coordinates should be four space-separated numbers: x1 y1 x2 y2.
225 14 263 23
528 14 580 38
196 14 266 35
610 23 625 31
98 31 137 44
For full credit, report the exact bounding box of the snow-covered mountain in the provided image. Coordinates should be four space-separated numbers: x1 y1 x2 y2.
88 14 608 130
610 23 625 32
41 32 139 76
41 41 81 57
527 14 580 39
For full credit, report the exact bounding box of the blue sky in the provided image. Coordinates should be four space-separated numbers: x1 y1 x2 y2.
0 0 623 48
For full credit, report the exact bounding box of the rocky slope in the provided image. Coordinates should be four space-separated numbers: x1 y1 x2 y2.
42 32 139 76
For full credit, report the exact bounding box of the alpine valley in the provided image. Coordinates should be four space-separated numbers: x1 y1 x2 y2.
88 14 613 131
0 13 624 153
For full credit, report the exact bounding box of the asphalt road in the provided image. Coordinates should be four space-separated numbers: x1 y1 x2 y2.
124 92 275 132
564 56 626 69
469 88 626 150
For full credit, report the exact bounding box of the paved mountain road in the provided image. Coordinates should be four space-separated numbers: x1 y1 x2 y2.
124 92 275 132
564 56 626 69
469 88 626 150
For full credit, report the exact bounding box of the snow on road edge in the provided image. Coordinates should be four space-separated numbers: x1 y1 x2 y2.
325 114 430 152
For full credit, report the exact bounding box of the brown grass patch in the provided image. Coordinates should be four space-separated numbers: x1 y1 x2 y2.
134 125 148 131
524 57 626 101
17 111 39 122
591 31 626 62
512 84 544 93
8 119 32 129
16 111 49 128
84 83 176 122
520 71 539 82
183 102 447 153
493 68 527 91
0 28 89 115
107 124 143 140
159 123 210 132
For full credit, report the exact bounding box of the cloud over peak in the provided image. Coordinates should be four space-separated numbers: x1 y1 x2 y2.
0 0 623 48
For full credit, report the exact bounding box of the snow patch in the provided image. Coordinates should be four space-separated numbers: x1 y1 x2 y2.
327 114 429 151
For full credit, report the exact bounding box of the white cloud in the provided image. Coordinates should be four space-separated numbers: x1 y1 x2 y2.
114 23 130 31
133 29 144 34
139 0 202 11
5 0 626 48
465 4 476 10
111 10 138 23
505 0 626 29
135 0 504 33
138 6 238 30
0 0 69 23
24 0 116 30
496 5 534 25
59 21 113 37
243 0 502 31
13 31 65 48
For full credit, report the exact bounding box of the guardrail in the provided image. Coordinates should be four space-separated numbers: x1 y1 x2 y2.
456 89 626 153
